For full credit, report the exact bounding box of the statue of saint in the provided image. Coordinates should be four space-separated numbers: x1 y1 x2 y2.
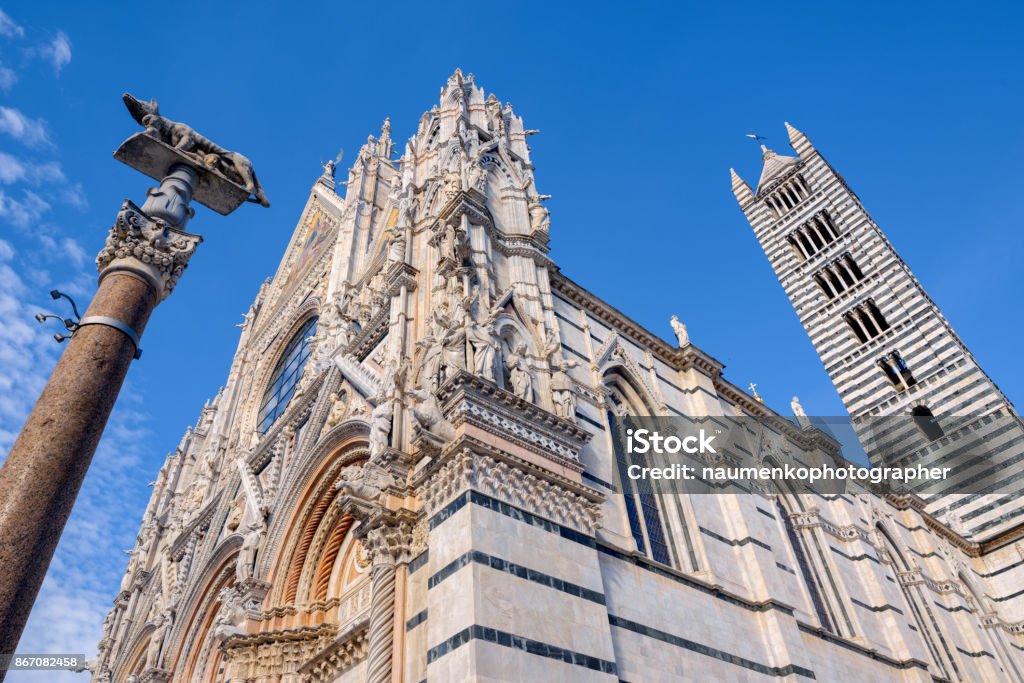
670 315 689 347
235 521 265 582
791 396 810 429
368 400 394 459
506 344 533 403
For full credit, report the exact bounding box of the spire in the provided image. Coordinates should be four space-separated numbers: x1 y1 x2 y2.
784 121 814 157
754 141 800 193
730 168 753 206
376 117 393 158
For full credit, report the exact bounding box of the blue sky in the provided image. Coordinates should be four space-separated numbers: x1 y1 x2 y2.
1 2 1021 678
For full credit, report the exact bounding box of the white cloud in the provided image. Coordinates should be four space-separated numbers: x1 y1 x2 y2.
60 238 88 268
44 31 72 74
0 238 14 260
0 9 23 38
0 107 51 147
0 152 65 185
0 64 16 91
0 189 51 227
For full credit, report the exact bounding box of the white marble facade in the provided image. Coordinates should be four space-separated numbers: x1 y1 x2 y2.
92 72 1024 683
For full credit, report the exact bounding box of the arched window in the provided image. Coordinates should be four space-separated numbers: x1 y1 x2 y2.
912 405 944 442
877 525 960 680
258 317 318 434
604 370 674 567
959 571 1023 681
775 496 835 633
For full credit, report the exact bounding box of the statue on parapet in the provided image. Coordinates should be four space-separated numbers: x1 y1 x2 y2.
122 93 270 207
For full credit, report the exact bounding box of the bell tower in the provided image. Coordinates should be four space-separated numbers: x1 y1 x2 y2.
732 124 1024 541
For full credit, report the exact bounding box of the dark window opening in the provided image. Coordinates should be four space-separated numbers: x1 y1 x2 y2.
912 406 944 441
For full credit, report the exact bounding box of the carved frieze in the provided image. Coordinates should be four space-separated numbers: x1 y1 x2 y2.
436 370 591 466
420 449 602 534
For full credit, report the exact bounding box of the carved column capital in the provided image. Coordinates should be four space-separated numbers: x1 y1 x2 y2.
96 199 203 300
358 512 417 568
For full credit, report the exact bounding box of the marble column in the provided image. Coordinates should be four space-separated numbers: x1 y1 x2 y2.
0 193 201 665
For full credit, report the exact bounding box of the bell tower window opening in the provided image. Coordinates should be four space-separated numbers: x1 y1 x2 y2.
845 301 889 343
879 351 916 390
767 174 811 218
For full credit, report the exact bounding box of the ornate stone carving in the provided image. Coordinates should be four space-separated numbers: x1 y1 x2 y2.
95 200 203 299
405 388 456 444
421 449 602 534
336 462 396 503
299 620 370 682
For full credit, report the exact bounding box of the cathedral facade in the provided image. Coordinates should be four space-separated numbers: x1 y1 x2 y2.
93 72 1024 682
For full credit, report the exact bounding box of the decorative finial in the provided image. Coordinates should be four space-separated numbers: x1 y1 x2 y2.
748 382 764 404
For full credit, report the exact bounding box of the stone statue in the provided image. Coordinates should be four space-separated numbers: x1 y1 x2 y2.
368 399 394 458
438 222 463 263
145 608 172 669
466 307 501 382
387 229 407 264
336 462 395 501
235 521 265 582
122 93 270 207
670 315 689 347
405 388 456 442
213 587 246 641
506 344 533 403
440 321 468 382
416 333 444 393
529 201 549 234
791 396 810 429
550 358 579 421
324 389 349 430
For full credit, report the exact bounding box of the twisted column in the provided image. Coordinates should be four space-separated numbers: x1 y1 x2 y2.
348 509 416 683
366 561 397 683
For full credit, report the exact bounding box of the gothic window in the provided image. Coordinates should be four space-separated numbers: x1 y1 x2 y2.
426 122 441 149
844 301 889 343
257 316 319 434
912 405 944 441
604 371 674 567
784 211 841 261
767 174 811 218
877 525 960 680
959 572 1024 681
775 496 835 633
814 254 865 299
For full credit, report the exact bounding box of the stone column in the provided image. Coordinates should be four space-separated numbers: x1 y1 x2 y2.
366 519 415 683
347 508 415 683
0 193 201 663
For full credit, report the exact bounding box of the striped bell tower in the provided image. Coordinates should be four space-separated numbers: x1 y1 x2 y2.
731 123 1024 542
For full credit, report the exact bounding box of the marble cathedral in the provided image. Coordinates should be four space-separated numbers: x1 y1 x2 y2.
93 72 1024 682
